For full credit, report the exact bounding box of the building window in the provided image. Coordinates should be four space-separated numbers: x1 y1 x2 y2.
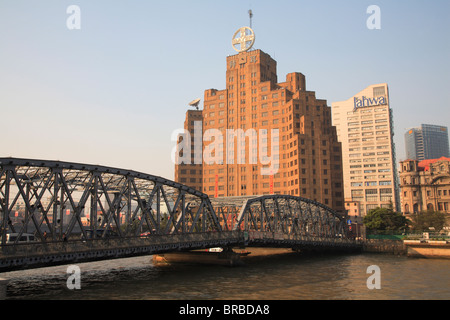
373 86 386 97
380 188 392 202
365 189 378 202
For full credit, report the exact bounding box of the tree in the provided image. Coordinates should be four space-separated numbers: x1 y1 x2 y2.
363 207 408 232
410 210 447 232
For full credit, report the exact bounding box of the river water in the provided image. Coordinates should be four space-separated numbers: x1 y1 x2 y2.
1 252 449 300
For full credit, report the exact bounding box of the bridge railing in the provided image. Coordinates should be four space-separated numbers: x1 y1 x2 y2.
0 231 246 259
247 231 361 248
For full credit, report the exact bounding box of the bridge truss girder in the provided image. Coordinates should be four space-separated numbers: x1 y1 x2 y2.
0 158 358 272
228 195 349 239
0 158 222 246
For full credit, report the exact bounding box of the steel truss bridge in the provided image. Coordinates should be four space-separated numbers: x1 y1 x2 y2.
0 158 361 272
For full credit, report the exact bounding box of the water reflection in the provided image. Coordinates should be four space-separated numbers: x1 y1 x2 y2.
1 253 449 300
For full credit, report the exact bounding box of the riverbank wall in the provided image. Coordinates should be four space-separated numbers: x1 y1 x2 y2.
362 239 406 255
403 240 450 259
363 239 450 259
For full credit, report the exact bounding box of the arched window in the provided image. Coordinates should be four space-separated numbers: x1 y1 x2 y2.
413 203 419 213
404 203 409 214
427 203 434 211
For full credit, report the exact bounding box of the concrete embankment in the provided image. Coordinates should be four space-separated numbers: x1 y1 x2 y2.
363 239 407 255
403 240 450 259
363 239 450 259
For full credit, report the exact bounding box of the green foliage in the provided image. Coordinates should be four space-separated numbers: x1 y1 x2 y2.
410 210 447 232
120 218 142 234
363 207 408 232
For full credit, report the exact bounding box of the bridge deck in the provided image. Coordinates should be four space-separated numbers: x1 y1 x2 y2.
0 231 361 272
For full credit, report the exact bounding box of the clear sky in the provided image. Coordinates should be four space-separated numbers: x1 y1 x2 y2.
1 0 449 180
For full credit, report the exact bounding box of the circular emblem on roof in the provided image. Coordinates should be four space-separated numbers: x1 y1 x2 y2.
232 27 255 53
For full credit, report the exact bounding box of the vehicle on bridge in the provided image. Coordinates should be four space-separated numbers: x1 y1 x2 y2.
6 233 36 244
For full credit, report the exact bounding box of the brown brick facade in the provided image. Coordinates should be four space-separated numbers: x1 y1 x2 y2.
175 49 344 212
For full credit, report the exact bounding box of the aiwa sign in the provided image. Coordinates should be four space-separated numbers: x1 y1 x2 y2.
353 96 387 110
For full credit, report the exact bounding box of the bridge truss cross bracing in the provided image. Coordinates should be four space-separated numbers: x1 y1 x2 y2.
0 158 222 243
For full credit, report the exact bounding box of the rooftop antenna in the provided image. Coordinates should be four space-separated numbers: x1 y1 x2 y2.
248 9 253 28
188 98 201 110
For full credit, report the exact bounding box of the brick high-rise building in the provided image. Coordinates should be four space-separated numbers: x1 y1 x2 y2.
174 109 203 192
175 48 345 212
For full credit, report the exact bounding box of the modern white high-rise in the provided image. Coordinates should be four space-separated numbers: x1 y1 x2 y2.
331 84 400 219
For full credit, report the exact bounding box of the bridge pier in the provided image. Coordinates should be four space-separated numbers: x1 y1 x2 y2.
0 278 8 300
153 251 246 267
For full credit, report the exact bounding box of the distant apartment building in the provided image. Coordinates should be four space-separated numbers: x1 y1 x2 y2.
399 157 450 214
405 124 450 161
175 48 345 212
331 84 400 218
